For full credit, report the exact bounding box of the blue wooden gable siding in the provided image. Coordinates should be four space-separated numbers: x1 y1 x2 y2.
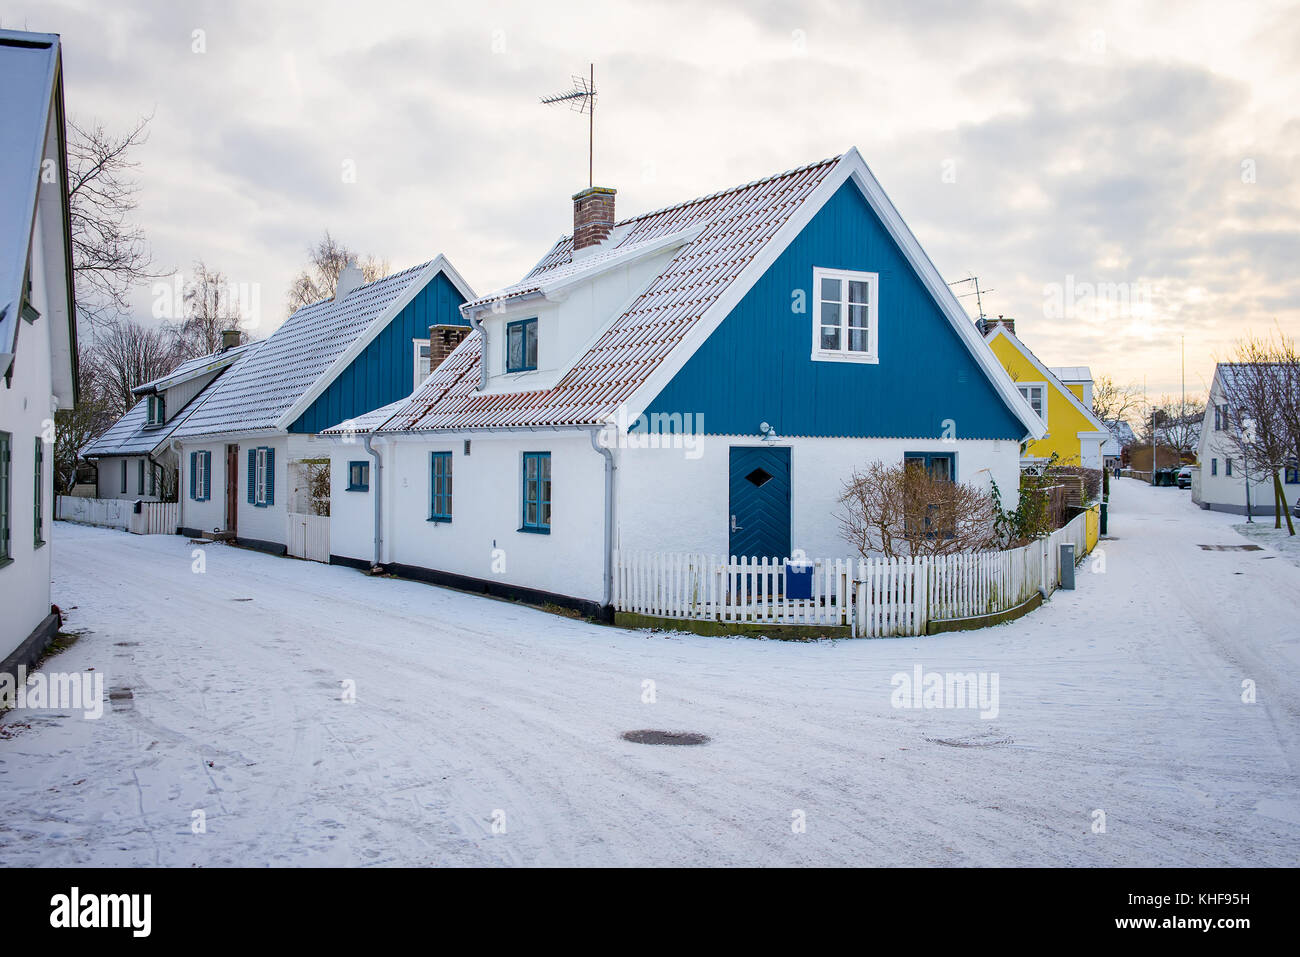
290 272 468 434
644 180 1025 440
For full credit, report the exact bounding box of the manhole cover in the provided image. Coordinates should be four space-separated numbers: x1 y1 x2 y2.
924 730 1013 748
621 730 710 746
1198 544 1262 551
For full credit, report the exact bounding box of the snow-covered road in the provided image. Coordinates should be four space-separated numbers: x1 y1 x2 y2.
2 478 1298 866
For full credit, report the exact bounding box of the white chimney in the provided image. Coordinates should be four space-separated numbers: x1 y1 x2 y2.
335 261 364 301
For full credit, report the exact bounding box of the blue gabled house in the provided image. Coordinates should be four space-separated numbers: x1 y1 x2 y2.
172 256 473 554
325 149 1042 617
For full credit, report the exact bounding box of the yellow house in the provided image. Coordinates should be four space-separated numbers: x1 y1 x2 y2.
981 319 1111 469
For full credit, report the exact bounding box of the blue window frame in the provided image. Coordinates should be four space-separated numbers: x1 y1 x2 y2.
33 437 44 548
146 394 165 426
1211 458 1217 476
520 451 551 533
429 452 452 522
903 451 955 481
506 318 538 373
1226 458 1233 477
189 450 211 501
0 432 10 565
137 458 145 495
347 460 369 491
120 459 127 494
1285 463 1299 485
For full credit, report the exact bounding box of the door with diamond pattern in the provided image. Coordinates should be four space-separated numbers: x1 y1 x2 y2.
728 446 791 559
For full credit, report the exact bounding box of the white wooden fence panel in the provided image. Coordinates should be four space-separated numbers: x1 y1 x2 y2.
286 512 330 563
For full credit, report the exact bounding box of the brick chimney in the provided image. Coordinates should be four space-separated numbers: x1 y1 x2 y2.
428 324 471 371
221 329 241 352
979 315 1016 336
572 186 616 250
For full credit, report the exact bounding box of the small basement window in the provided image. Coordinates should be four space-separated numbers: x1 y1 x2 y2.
506 318 538 373
347 460 369 491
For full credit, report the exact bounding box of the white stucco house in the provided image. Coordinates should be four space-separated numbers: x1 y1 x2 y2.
170 256 473 552
84 336 254 504
324 149 1044 618
1195 362 1295 514
0 30 78 672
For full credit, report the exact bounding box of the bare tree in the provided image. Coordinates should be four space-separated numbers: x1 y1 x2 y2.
67 115 158 328
839 461 998 558
91 315 179 415
177 259 249 358
285 230 389 314
1092 374 1143 426
1218 335 1295 533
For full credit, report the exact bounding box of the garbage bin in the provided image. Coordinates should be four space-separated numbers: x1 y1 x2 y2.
1059 543 1075 589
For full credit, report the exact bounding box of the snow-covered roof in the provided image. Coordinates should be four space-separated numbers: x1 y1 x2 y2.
1049 366 1092 383
171 258 461 439
0 30 76 393
333 149 1041 438
132 341 254 395
86 345 258 458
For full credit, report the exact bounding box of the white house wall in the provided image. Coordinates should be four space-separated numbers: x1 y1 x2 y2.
1197 387 1281 514
178 440 229 534
617 435 1023 559
0 214 57 657
330 432 607 603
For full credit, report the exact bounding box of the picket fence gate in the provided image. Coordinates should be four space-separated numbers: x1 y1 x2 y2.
614 508 1094 637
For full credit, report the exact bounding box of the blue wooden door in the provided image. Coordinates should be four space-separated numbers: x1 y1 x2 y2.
728 446 791 559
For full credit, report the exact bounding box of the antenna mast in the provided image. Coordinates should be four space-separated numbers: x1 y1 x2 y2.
541 63 597 188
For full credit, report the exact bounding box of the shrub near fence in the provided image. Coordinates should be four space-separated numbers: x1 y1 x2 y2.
614 505 1098 637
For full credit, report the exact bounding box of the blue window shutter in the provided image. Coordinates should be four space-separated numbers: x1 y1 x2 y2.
202 451 211 500
189 452 197 500
247 449 256 504
266 447 275 505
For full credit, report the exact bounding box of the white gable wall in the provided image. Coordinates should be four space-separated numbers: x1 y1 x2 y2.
1196 378 1279 515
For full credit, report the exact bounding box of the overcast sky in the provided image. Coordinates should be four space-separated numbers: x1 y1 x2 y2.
7 0 1298 401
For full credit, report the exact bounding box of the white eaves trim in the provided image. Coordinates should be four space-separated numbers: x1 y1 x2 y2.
983 325 1109 435
621 147 1047 440
275 255 476 432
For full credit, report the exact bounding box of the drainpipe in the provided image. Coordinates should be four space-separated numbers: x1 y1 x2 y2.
468 309 489 391
587 427 616 618
362 432 384 570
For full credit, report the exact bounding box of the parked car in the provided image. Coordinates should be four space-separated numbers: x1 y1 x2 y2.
1177 466 1193 489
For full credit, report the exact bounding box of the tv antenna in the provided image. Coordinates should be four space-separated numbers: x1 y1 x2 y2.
541 64 597 188
948 274 994 320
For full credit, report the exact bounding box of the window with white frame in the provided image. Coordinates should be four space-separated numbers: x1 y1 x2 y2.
413 339 431 387
1018 383 1047 425
811 267 878 362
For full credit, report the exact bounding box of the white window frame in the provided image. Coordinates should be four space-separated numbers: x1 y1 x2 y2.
255 447 269 505
1017 382 1048 427
810 267 879 364
413 339 431 388
195 451 209 500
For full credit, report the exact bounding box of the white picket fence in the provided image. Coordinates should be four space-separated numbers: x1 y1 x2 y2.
139 501 179 535
286 511 330 563
615 509 1094 637
56 497 179 534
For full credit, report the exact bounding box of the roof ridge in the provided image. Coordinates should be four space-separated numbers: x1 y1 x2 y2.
287 258 438 317
603 153 842 233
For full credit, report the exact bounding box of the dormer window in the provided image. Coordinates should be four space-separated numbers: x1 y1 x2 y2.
811 268 878 363
146 394 165 425
506 318 538 373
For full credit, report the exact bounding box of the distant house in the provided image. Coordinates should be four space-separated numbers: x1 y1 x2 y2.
170 257 473 552
1102 418 1136 468
84 336 254 503
0 30 78 671
324 149 1044 617
981 319 1110 470
1195 362 1293 514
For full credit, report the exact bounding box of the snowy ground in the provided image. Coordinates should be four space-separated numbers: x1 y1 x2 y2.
1233 519 1300 570
1 478 1298 866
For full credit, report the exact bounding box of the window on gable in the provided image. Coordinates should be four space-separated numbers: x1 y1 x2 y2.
506 318 538 373
429 451 452 522
520 451 551 533
811 268 878 362
1226 458 1233 476
347 460 370 491
414 339 431 388
1017 383 1047 425
0 432 10 564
